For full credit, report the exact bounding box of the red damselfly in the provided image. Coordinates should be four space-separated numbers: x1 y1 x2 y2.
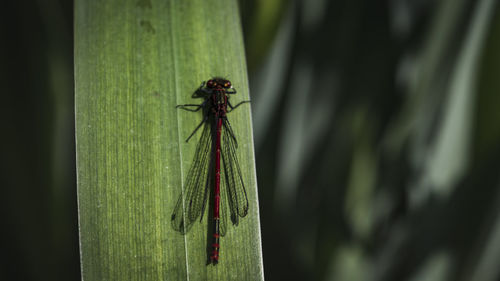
171 78 250 265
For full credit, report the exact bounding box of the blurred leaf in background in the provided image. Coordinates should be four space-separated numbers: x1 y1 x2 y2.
0 0 79 281
248 0 500 280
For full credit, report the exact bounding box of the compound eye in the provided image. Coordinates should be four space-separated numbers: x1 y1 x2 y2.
207 80 214 88
224 81 231 88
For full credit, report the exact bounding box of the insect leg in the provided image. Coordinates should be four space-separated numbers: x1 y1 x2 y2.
227 100 251 112
226 88 237 94
185 114 208 142
176 104 203 112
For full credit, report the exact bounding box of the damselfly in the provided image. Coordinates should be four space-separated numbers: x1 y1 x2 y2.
171 78 250 265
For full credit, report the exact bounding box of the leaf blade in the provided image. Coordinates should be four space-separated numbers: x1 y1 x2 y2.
75 0 263 280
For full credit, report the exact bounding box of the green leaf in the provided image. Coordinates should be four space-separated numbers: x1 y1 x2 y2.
74 0 263 280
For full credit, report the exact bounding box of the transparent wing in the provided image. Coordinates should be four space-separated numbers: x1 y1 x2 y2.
171 122 213 234
220 117 249 231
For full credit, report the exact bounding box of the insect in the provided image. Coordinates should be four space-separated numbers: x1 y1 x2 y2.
171 78 250 264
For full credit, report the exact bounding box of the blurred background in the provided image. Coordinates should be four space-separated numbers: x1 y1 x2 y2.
2 0 500 280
